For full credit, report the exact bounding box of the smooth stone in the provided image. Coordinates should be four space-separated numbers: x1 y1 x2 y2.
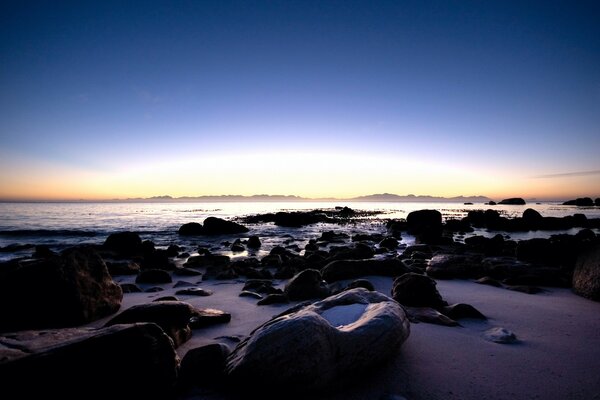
484 327 518 343
189 308 231 329
175 288 213 296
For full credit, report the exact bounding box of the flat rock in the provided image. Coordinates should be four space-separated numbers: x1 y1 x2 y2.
484 327 517 343
189 308 232 329
175 288 213 296
226 288 410 393
322 259 409 282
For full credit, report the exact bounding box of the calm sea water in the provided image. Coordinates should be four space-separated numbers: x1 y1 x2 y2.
1 201 598 261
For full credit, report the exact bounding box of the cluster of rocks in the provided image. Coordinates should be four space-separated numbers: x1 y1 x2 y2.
563 197 600 207
239 206 381 226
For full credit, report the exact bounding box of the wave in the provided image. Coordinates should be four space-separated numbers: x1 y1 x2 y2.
0 229 99 237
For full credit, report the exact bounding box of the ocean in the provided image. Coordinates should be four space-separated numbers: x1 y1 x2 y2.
1 201 599 262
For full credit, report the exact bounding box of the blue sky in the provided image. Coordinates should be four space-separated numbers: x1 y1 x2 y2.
1 1 599 199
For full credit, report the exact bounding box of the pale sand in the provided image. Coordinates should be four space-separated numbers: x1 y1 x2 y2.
96 275 600 399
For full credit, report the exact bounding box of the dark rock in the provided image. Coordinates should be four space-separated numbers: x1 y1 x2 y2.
346 278 375 292
166 244 181 257
173 267 203 276
328 243 375 261
403 306 459 326
443 303 486 320
184 254 230 269
426 254 482 279
379 237 399 250
352 233 385 242
176 288 213 296
120 283 143 293
179 343 231 387
103 231 142 255
154 296 179 302
284 269 330 301
257 294 289 305
189 308 231 328
105 301 196 347
173 280 196 288
239 291 263 299
596 198 600 207
487 201 497 205
522 208 543 228
141 248 176 270
226 289 410 392
0 323 178 397
563 197 594 206
203 217 249 235
106 261 140 275
178 222 204 235
274 211 329 227
145 286 165 292
0 247 122 332
572 245 600 301
322 259 409 282
0 243 34 252
319 231 349 242
231 243 245 252
406 209 442 244
475 276 503 287
247 235 261 248
33 245 56 258
498 198 526 205
135 269 172 284
506 285 544 294
391 272 446 309
444 218 473 233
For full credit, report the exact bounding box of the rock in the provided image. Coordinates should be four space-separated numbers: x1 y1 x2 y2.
247 235 261 248
475 276 503 287
522 208 543 228
166 244 181 257
257 294 289 305
442 303 486 320
103 231 142 256
135 269 172 284
173 267 203 276
406 209 443 243
596 198 600 207
487 201 497 205
403 306 459 326
0 247 122 332
154 296 179 302
284 269 330 301
563 197 594 206
176 288 213 296
178 222 205 235
203 217 249 235
105 301 196 347
189 308 232 328
0 323 178 397
173 280 196 288
484 327 517 343
328 243 375 261
231 241 245 252
322 259 409 282
106 261 140 275
120 283 143 293
319 230 349 242
498 198 526 205
239 291 263 299
184 254 230 269
572 245 600 301
226 288 410 392
145 286 165 292
33 245 56 258
506 285 544 294
179 343 231 387
391 273 446 309
426 254 482 279
379 237 399 250
346 279 375 292
274 211 328 227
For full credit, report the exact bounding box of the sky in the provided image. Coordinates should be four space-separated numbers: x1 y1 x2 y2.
1 0 599 201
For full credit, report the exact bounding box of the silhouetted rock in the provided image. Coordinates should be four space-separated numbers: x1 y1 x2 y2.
203 217 249 234
103 231 142 255
596 198 600 206
179 222 204 235
179 343 231 388
322 259 409 282
173 267 202 276
284 269 330 301
33 245 56 258
572 245 600 301
426 254 482 279
176 287 213 296
522 208 543 229
105 301 196 347
487 200 497 205
379 237 399 250
274 211 329 227
346 278 375 292
0 323 178 398
563 197 594 206
327 243 375 261
135 268 172 284
226 288 410 393
506 285 544 294
189 308 231 329
391 272 446 309
120 283 143 293
257 293 289 305
406 209 443 243
0 247 122 332
247 235 261 248
106 261 140 275
442 303 486 320
498 197 526 205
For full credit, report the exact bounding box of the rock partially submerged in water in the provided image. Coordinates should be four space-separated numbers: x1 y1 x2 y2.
225 288 410 393
284 269 330 301
322 259 409 282
498 197 526 205
178 217 248 235
0 247 122 332
0 323 178 397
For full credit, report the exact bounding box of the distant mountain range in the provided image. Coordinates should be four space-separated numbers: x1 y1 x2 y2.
117 193 493 203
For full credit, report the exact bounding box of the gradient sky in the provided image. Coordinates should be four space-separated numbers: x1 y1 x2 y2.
1 1 599 200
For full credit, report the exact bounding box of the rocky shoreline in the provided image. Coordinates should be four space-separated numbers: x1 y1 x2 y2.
1 207 599 398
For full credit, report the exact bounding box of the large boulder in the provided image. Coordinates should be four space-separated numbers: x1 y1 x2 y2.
105 301 196 347
225 288 410 392
322 259 409 282
178 222 204 235
103 231 143 255
563 197 594 206
391 272 446 309
406 209 443 243
0 247 122 332
204 217 249 234
284 269 330 301
426 254 482 279
0 323 178 397
573 245 600 301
